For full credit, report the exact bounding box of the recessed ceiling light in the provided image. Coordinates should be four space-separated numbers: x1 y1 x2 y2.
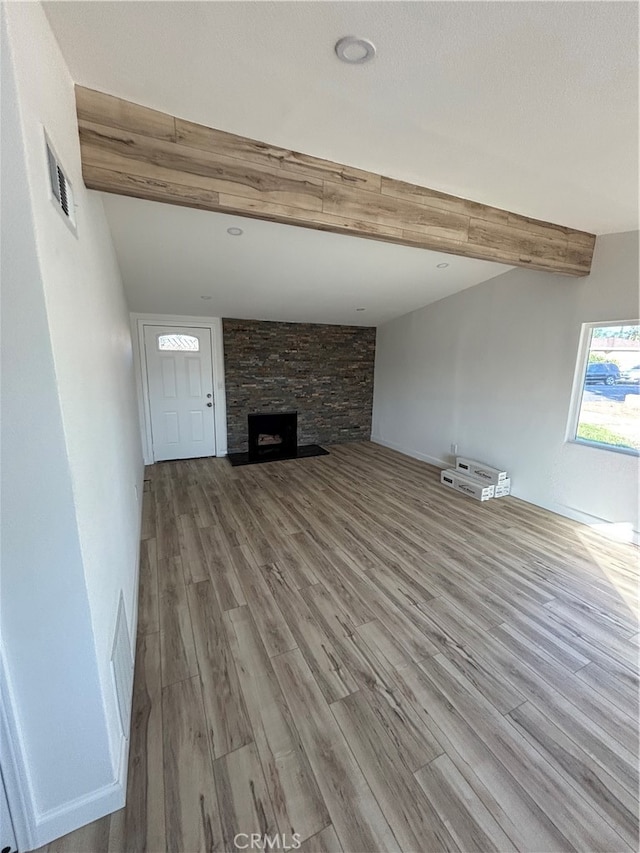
356 307 366 312
436 262 450 269
227 227 243 236
335 36 376 64
200 295 212 300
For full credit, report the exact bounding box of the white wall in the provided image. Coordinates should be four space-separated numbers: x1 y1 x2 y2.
373 230 640 534
1 2 143 846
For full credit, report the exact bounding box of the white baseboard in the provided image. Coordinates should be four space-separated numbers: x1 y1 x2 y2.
371 436 639 545
0 650 36 852
32 486 139 850
514 493 640 545
1 657 127 853
31 734 126 851
371 435 449 470
32 771 125 851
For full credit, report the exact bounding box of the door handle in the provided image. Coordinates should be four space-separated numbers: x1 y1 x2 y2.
207 402 213 407
206 393 212 398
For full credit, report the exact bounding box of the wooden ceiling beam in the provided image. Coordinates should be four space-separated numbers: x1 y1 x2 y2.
75 86 595 276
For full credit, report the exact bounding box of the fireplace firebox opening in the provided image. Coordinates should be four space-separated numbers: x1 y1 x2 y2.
248 411 297 462
227 410 330 467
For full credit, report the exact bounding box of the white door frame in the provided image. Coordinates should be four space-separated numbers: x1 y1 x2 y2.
131 314 228 465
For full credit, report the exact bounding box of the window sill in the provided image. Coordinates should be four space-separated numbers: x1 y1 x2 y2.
568 438 640 458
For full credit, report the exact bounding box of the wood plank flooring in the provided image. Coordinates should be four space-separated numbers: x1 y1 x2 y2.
40 442 639 852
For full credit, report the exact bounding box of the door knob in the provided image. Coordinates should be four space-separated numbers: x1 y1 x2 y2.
206 393 212 398
207 402 213 407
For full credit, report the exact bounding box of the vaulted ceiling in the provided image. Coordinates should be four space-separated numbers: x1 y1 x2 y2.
44 1 639 324
102 196 512 326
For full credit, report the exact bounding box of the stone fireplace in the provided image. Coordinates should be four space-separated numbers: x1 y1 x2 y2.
223 318 376 456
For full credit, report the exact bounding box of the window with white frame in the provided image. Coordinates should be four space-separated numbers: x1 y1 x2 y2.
571 322 639 454
157 333 199 352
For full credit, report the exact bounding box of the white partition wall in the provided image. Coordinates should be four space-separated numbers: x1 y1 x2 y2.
1 4 144 847
372 231 640 537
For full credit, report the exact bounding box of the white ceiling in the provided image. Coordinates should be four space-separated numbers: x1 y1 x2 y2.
44 1 638 326
45 0 638 235
102 195 511 326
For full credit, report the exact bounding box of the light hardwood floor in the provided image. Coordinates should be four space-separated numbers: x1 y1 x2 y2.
41 442 639 852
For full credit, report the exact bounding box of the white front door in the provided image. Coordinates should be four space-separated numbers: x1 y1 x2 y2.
143 325 216 461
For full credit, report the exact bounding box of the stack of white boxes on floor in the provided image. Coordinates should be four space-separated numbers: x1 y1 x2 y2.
440 456 511 502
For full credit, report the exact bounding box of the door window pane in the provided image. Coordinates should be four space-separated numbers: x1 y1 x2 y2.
157 334 199 352
574 323 639 453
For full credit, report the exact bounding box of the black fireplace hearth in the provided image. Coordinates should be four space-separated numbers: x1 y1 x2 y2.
227 411 329 467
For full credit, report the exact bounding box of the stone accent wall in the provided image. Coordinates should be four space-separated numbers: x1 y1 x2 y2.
223 319 376 453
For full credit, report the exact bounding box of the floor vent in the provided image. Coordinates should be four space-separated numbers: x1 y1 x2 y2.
111 593 134 738
45 135 76 231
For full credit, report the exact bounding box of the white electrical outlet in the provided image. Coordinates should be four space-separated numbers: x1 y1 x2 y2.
451 443 458 455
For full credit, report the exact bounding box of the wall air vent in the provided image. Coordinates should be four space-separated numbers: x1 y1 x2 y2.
45 134 76 232
111 593 134 738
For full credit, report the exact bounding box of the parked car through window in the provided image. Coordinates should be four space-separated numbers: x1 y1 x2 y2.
585 362 621 385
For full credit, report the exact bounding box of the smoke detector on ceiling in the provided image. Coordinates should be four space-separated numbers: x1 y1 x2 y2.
335 36 376 64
